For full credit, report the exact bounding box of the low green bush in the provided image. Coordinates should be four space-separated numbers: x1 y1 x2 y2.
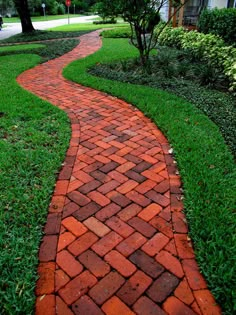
198 8 236 46
155 26 236 92
101 26 131 38
157 23 186 49
93 19 117 25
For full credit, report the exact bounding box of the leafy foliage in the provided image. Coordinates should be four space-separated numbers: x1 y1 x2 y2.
156 25 236 92
95 0 188 66
101 26 131 38
198 8 236 46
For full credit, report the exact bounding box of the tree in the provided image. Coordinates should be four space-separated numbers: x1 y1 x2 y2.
14 0 34 32
96 0 190 66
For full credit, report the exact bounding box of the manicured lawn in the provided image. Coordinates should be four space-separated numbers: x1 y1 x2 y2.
0 53 70 313
63 37 236 314
3 14 83 23
49 21 128 32
0 43 45 53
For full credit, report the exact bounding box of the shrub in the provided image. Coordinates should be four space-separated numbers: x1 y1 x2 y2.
198 8 236 46
156 26 236 92
93 19 117 25
101 27 131 38
57 3 65 15
156 23 186 49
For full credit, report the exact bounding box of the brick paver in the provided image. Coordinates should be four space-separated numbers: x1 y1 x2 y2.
17 31 221 314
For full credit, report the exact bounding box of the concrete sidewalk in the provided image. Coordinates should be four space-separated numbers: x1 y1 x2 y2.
0 15 97 40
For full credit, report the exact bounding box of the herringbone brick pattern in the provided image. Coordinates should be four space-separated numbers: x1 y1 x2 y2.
17 31 221 315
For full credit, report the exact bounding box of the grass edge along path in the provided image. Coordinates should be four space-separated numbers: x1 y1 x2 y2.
0 54 70 314
63 38 236 314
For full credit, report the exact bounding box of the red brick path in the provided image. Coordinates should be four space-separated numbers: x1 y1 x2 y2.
17 31 221 315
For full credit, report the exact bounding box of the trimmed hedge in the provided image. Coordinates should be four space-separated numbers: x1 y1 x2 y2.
198 8 236 46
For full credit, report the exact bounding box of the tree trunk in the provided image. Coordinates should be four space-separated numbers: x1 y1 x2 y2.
14 0 34 33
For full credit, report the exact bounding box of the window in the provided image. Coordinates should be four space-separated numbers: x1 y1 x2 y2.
228 0 236 8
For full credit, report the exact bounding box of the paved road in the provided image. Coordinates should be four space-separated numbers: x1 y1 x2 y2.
0 15 97 40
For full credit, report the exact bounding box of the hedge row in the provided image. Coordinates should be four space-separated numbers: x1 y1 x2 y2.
198 8 236 46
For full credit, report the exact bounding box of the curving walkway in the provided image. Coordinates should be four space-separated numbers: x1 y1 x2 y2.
17 31 221 315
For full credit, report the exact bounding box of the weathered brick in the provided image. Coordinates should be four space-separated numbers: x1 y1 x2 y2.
88 191 111 207
83 217 111 237
117 270 152 306
72 295 104 315
106 216 134 238
145 190 170 207
106 191 131 207
100 162 119 173
107 170 128 183
129 250 164 278
137 204 162 222
125 170 146 183
79 250 110 278
150 216 173 238
174 277 194 305
95 203 121 222
92 231 123 257
102 296 135 315
156 250 184 278
62 202 79 219
56 296 74 315
49 196 65 213
68 232 99 256
39 235 58 262
116 180 139 194
172 212 188 234
193 290 221 315
116 232 147 257
59 271 97 305
126 191 151 207
44 213 61 235
163 296 196 315
55 269 70 291
57 250 83 278
89 271 125 305
62 216 88 237
105 250 136 277
182 259 207 290
73 201 101 221
117 203 142 221
128 217 156 238
174 234 195 259
133 296 167 315
147 272 179 303
54 180 69 196
98 180 120 194
68 191 91 206
78 180 102 194
36 262 55 296
142 233 169 256
35 295 55 315
57 232 76 252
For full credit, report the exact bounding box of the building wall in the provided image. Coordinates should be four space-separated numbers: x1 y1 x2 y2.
209 0 228 8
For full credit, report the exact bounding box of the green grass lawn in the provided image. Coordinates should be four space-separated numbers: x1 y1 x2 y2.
3 14 83 23
0 43 45 53
0 53 70 313
49 21 128 32
63 37 236 314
